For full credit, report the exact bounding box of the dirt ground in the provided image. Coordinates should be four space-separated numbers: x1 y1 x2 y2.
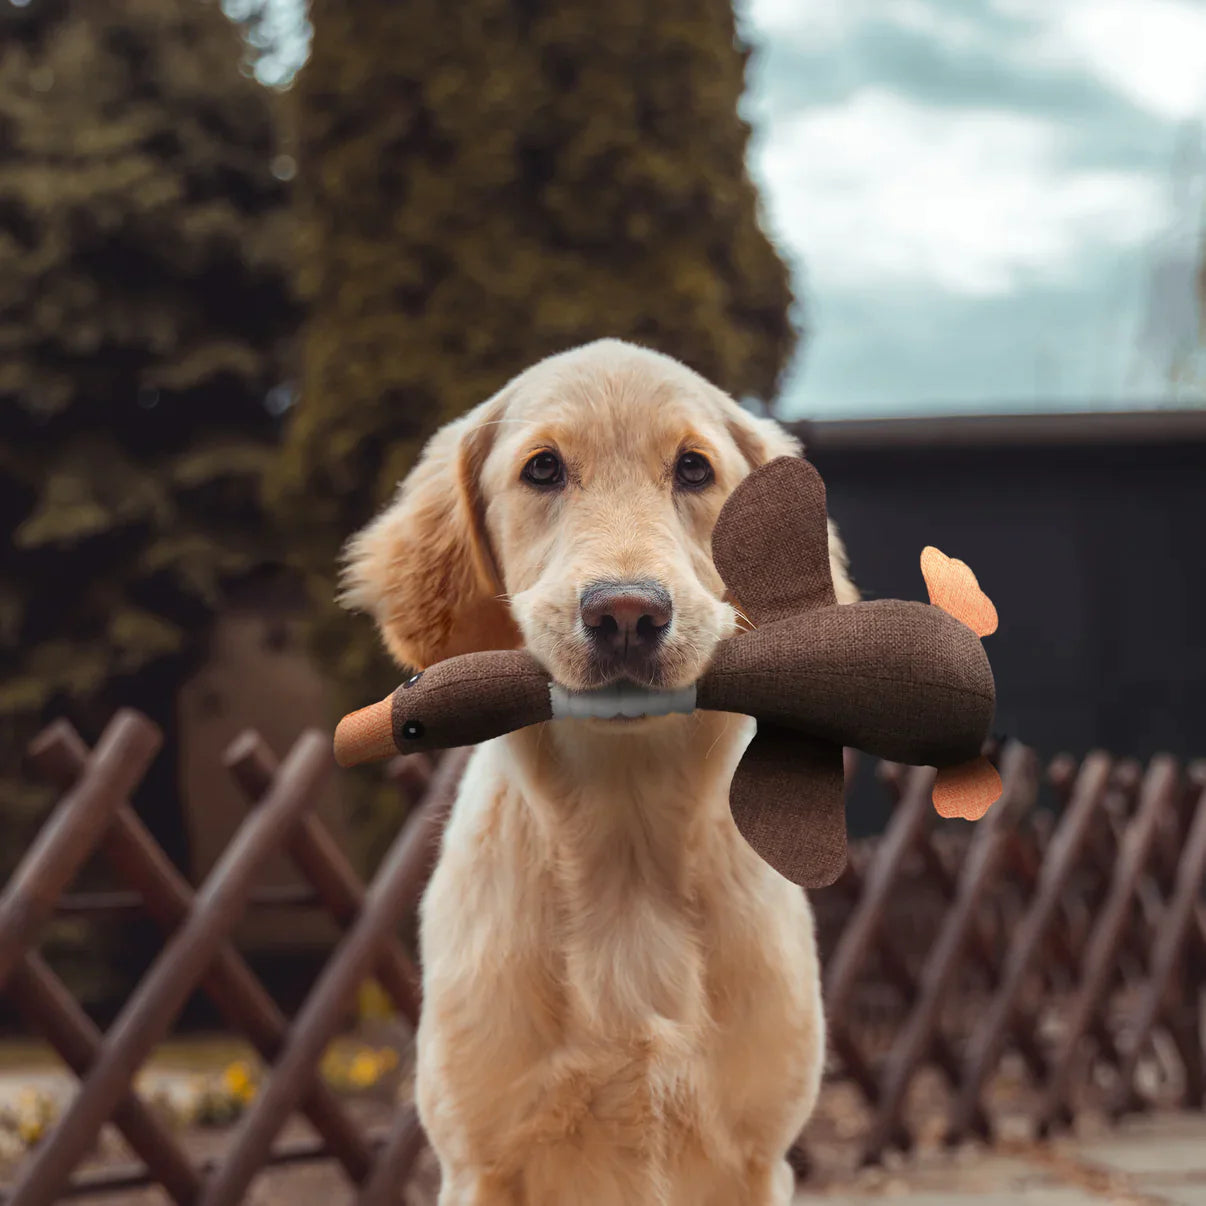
51 1114 1206 1206
1 1037 1199 1205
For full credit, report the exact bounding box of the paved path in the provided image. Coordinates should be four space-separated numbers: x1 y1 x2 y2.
801 1113 1206 1205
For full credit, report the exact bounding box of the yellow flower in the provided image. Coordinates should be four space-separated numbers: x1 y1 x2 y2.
347 1051 380 1089
17 1117 44 1145
221 1061 256 1103
357 979 395 1022
321 1047 348 1083
12 1089 56 1147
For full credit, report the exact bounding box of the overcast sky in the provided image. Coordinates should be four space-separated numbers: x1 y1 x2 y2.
739 0 1206 417
237 0 1206 419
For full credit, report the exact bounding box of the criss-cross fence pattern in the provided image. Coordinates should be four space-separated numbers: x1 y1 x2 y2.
0 709 462 1204
805 742 1206 1171
2 712 1205 1202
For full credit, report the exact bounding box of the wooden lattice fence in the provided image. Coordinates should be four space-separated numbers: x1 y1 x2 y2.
1 709 1204 1202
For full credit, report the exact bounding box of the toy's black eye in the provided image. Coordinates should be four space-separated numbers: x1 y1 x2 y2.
401 720 425 740
522 451 564 488
675 451 713 488
403 672 423 689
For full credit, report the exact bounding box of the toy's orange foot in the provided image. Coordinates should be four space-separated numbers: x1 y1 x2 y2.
921 546 998 637
933 756 1002 820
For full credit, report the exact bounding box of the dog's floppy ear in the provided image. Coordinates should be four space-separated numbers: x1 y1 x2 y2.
722 404 859 606
340 393 521 670
724 405 802 470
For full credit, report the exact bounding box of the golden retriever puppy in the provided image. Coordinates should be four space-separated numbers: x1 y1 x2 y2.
342 339 858 1206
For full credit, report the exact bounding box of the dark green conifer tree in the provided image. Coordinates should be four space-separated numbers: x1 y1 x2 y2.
274 0 799 726
0 0 297 865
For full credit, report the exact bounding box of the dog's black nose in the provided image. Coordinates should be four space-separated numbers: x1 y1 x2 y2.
580 580 672 672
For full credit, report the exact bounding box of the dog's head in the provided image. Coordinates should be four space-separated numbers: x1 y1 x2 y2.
342 340 856 706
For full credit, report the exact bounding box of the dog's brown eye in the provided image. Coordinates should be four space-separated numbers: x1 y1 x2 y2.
675 451 713 488
522 450 564 487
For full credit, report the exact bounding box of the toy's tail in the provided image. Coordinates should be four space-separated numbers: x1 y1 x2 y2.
920 546 1001 819
933 757 1002 821
920 546 998 637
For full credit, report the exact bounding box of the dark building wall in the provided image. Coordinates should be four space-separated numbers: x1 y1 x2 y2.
791 411 1206 834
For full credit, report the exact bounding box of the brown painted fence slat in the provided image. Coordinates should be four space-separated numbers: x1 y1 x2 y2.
861 742 1039 1163
355 1109 426 1206
1108 764 1206 1118
1130 766 1206 1110
6 953 201 1205
224 731 424 1026
26 721 376 1190
54 884 319 918
1035 755 1181 1137
8 731 335 1206
949 751 1113 1142
0 713 161 990
200 748 469 1206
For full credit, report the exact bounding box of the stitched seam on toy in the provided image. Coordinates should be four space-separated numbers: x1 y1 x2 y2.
401 668 548 707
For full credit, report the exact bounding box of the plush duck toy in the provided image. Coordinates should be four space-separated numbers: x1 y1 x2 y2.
334 456 1001 889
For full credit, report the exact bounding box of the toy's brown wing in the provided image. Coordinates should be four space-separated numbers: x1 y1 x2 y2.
711 456 836 626
711 456 848 888
729 725 847 888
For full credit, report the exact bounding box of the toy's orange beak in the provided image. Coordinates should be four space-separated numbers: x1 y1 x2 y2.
333 697 396 768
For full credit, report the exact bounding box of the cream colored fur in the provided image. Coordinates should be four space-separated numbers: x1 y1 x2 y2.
342 340 858 1205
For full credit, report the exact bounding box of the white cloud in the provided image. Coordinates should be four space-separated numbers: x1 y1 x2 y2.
741 0 994 53
877 0 998 51
994 0 1206 120
740 0 1205 411
744 0 1206 121
740 0 861 47
754 88 1169 296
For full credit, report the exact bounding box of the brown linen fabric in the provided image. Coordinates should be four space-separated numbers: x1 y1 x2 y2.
730 726 847 887
696 600 994 768
711 455 836 625
389 650 552 752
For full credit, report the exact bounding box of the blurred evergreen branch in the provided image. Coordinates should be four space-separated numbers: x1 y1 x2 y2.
0 0 299 858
